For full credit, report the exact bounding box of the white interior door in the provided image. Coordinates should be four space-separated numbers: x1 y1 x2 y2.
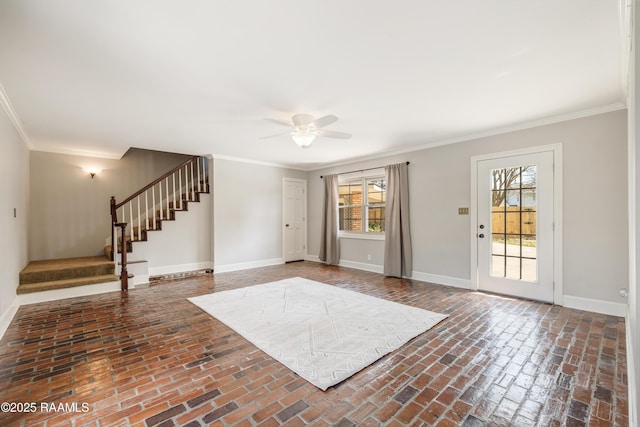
283 178 306 262
476 150 555 302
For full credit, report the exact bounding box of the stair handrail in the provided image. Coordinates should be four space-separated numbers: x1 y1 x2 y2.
109 154 208 262
112 155 200 212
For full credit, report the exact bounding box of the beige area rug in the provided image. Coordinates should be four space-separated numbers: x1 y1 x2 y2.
188 277 448 390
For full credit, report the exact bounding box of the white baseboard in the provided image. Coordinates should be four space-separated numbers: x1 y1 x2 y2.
305 256 383 274
131 275 150 287
149 261 213 276
338 260 383 274
306 256 472 291
306 255 472 289
214 258 283 274
562 295 627 317
118 260 150 286
626 311 638 427
305 255 321 263
0 297 20 340
411 271 472 289
17 281 122 306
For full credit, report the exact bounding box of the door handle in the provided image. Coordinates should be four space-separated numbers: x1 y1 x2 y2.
285 224 290 227
478 234 485 238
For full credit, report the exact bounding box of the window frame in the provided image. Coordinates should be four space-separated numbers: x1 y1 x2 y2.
338 174 386 240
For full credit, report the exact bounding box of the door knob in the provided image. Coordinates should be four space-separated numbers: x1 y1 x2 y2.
285 224 290 227
479 224 485 229
479 234 485 238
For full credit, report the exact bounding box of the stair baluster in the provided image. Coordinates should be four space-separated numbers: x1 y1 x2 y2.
179 167 183 207
190 162 195 201
197 158 201 193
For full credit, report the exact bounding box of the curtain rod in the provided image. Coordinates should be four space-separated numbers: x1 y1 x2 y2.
320 161 409 179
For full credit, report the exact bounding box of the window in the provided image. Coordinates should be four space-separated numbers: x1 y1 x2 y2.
338 177 386 233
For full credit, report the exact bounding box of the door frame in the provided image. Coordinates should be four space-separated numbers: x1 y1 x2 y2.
282 177 308 262
470 144 563 304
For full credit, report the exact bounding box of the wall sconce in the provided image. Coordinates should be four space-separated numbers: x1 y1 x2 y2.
85 167 102 179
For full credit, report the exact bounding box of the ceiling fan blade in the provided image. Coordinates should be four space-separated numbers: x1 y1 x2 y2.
258 130 292 140
316 129 352 139
264 118 293 128
311 115 338 128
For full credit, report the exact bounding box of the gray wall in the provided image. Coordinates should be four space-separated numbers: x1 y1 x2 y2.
309 110 628 304
29 148 192 260
213 158 307 269
0 106 29 322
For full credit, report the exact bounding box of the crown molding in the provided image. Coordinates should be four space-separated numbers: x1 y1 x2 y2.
0 83 32 150
212 153 307 171
618 0 632 97
308 102 627 172
30 145 124 160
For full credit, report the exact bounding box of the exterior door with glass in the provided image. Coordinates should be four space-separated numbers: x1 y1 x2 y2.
476 150 554 302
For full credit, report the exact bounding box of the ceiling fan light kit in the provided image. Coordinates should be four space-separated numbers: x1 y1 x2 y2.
261 113 352 149
292 131 315 148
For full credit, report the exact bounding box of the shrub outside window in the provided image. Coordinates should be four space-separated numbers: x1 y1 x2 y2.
338 177 386 233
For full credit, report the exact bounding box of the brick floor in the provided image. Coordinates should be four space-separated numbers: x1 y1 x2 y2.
0 261 629 426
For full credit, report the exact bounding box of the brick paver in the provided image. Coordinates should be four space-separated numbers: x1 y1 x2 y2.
0 261 629 426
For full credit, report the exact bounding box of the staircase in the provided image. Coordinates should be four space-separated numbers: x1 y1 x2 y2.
17 155 210 296
109 155 210 289
105 195 207 260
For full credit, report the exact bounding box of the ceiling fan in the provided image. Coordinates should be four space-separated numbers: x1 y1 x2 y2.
260 114 352 149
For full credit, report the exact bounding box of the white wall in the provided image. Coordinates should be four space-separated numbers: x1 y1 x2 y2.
29 148 192 260
309 110 628 306
128 193 212 275
213 158 307 271
0 106 29 333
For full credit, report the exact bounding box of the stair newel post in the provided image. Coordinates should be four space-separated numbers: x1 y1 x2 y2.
115 222 129 291
110 197 117 261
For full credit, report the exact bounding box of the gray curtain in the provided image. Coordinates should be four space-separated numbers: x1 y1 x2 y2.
319 174 340 265
384 163 412 277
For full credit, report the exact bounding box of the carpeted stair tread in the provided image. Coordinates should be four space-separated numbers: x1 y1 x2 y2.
19 256 115 285
17 274 119 294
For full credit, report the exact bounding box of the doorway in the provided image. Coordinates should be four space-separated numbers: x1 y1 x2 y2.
282 178 307 262
471 146 562 303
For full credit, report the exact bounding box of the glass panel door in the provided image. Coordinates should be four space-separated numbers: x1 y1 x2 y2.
490 165 537 282
476 151 554 303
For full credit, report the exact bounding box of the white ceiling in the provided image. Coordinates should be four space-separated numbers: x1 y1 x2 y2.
0 1 627 170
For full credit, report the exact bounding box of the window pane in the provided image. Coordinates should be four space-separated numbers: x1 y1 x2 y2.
492 190 506 211
521 166 536 188
506 211 521 234
367 207 385 232
492 255 505 277
506 168 522 190
506 257 521 280
339 206 362 231
367 179 386 205
492 235 505 255
492 212 505 234
338 182 362 206
505 234 521 256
